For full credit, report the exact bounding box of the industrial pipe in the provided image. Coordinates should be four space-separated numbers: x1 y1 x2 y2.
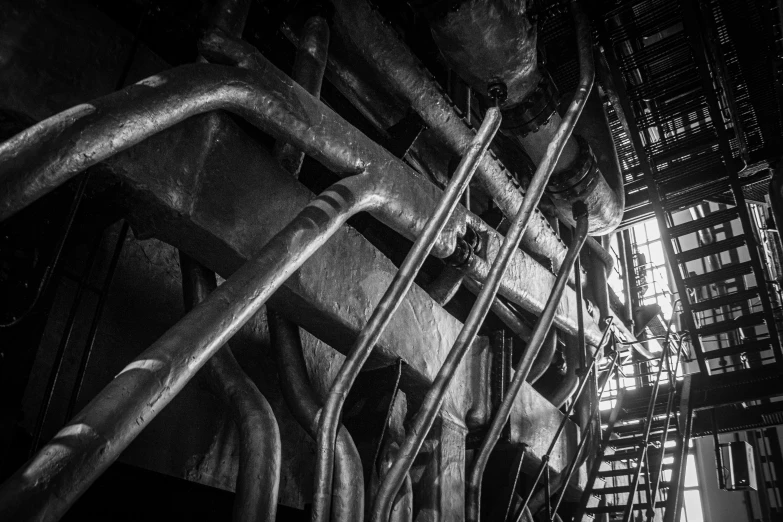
0 35 607 347
371 5 595 517
413 0 624 234
466 208 590 522
269 16 365 520
330 0 572 274
268 310 364 521
312 107 501 522
180 254 281 522
0 32 593 521
273 15 330 176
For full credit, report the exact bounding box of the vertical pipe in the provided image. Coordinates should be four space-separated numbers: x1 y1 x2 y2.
313 108 501 522
371 4 594 518
180 255 280 522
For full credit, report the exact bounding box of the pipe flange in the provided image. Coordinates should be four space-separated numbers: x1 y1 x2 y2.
546 135 599 199
498 69 560 136
446 225 480 267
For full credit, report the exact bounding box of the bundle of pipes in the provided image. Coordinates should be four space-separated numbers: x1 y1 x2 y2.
0 0 638 519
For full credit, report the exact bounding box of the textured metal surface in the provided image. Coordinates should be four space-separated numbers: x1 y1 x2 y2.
180 255 280 522
331 0 572 275
428 0 539 106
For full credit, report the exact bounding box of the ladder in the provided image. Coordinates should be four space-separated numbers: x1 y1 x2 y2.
598 0 783 374
574 339 687 522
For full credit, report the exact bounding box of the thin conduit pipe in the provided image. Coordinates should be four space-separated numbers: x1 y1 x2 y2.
312 107 501 522
461 277 555 387
467 213 591 522
268 310 364 521
370 2 594 516
180 254 280 522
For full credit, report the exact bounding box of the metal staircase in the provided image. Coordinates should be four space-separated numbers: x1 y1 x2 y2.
597 0 783 374
574 335 687 522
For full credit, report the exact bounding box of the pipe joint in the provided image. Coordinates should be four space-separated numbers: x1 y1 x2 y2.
547 135 599 200
497 69 559 135
446 224 480 268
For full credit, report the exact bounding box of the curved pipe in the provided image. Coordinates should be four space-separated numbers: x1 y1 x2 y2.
378 441 414 522
268 310 364 521
466 210 590 522
533 336 580 409
312 107 501 522
0 37 590 520
421 0 624 234
371 4 595 517
528 330 558 386
331 0 571 275
180 254 280 522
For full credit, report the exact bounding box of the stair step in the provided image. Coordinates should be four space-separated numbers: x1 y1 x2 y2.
593 482 671 496
690 288 760 313
668 207 739 237
703 339 773 360
663 177 731 210
683 261 754 289
695 311 766 337
614 422 677 437
676 235 746 263
586 501 665 514
598 463 675 478
604 445 676 463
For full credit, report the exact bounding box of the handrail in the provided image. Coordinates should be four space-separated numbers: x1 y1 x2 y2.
647 335 685 520
311 107 502 522
370 1 594 517
620 301 681 522
549 347 622 517
505 320 615 522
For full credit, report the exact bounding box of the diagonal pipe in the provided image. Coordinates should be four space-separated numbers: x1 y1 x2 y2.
180 254 281 522
468 210 590 522
311 107 501 522
369 2 594 518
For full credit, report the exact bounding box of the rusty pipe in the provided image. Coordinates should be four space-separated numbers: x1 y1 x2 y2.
312 107 501 522
268 310 364 521
466 208 589 522
371 4 594 517
331 0 571 275
180 254 280 522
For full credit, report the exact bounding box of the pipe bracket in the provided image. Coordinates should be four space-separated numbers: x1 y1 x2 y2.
546 135 599 200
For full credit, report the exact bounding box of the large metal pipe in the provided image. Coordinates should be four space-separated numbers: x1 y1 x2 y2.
415 0 623 234
268 310 364 521
0 39 606 346
0 34 595 520
312 108 501 522
467 208 590 522
180 254 281 522
330 0 571 274
370 4 595 517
